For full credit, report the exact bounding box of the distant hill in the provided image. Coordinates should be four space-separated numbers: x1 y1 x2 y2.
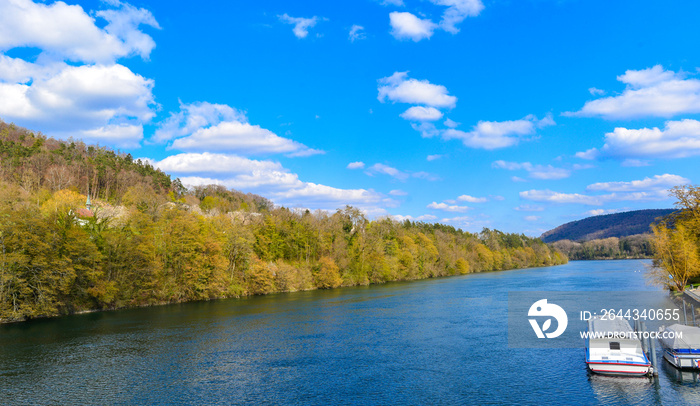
541 209 676 243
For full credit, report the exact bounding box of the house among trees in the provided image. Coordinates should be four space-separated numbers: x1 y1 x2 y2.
75 194 94 219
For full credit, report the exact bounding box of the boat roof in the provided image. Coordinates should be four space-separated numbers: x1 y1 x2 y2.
588 316 634 335
660 324 700 349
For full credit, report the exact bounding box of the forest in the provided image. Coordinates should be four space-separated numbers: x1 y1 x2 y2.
0 121 567 322
551 235 654 260
650 185 700 291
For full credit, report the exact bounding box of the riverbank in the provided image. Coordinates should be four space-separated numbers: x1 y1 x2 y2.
1 256 567 324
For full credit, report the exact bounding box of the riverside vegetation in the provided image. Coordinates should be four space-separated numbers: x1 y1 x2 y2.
650 185 700 291
0 121 567 322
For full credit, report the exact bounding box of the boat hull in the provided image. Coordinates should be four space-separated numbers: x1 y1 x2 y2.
586 361 650 376
663 349 700 369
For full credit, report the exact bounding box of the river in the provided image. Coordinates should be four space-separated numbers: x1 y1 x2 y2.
1 260 699 405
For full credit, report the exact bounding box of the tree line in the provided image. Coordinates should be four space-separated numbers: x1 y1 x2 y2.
0 121 567 322
650 185 700 291
551 235 653 260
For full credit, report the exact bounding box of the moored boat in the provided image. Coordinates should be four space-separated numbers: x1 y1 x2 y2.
586 316 651 376
659 324 700 369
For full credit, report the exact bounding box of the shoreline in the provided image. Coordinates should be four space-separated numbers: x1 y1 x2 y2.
0 260 568 325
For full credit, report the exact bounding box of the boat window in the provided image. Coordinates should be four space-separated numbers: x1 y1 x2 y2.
609 342 620 350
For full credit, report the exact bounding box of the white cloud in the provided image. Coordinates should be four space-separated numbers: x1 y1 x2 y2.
347 161 366 169
390 214 438 222
0 63 155 146
588 87 606 96
400 106 444 121
568 66 700 119
80 124 143 148
0 0 159 64
579 119 700 161
155 101 322 156
444 118 459 128
511 176 527 182
389 12 437 41
524 216 540 222
575 148 599 160
365 163 439 182
426 154 444 161
411 122 441 138
586 174 689 193
149 152 283 175
366 163 409 181
153 101 245 143
520 190 603 206
151 152 383 211
427 201 470 212
389 189 408 196
457 194 487 203
442 114 554 149
378 72 457 108
585 209 620 216
349 25 366 42
521 174 690 206
0 1 159 147
278 14 320 39
492 160 571 180
432 0 484 33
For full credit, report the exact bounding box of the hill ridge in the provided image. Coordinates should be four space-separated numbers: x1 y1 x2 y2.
540 209 675 243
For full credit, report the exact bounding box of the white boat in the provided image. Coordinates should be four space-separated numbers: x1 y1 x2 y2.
586 316 651 376
659 324 700 369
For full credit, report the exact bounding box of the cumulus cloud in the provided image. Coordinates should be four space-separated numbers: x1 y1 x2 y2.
524 216 540 222
150 152 383 211
492 160 571 180
347 161 366 169
520 174 690 206
349 25 366 42
400 106 444 121
388 1 483 41
378 72 457 108
0 0 159 147
440 115 554 150
568 66 700 119
154 101 322 157
577 119 700 161
0 0 159 63
0 63 155 147
389 189 408 196
426 154 444 161
278 14 321 39
427 201 470 212
389 12 437 41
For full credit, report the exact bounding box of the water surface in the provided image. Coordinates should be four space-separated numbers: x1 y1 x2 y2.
1 260 699 405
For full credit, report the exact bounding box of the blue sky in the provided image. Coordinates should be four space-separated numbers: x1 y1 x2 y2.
1 0 700 235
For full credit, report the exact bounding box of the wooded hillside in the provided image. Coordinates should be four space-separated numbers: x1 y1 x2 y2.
0 121 567 322
541 209 675 243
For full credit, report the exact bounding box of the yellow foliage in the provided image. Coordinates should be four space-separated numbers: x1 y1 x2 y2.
40 189 85 217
